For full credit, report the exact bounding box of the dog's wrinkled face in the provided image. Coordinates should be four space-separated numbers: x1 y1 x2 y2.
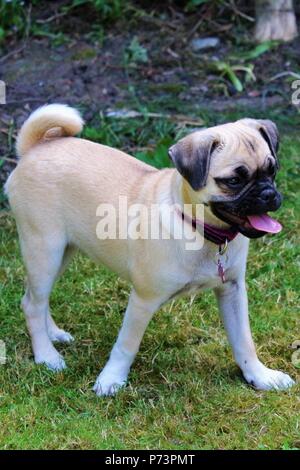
169 118 282 238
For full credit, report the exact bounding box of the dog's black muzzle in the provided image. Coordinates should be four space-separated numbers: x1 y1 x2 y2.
236 181 282 215
210 180 283 238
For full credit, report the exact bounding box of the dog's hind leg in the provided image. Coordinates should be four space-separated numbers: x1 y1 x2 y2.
47 245 77 344
20 231 68 371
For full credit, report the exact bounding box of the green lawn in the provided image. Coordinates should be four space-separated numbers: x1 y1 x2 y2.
0 120 299 450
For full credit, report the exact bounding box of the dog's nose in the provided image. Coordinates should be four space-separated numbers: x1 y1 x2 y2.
260 188 276 203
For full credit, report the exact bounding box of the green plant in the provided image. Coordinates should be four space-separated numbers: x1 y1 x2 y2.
0 0 28 42
0 0 127 44
124 36 149 67
30 24 69 46
185 0 220 12
83 113 178 166
67 0 125 22
237 41 278 61
135 138 173 169
214 41 279 94
212 61 256 93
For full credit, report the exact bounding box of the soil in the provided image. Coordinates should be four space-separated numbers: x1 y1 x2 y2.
0 3 299 190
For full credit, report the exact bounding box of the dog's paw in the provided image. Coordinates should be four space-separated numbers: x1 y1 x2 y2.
244 364 295 391
35 348 66 372
49 329 74 344
93 371 127 396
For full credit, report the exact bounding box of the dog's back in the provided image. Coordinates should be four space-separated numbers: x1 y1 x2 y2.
5 104 169 275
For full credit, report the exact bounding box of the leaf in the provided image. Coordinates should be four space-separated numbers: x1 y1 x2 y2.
213 62 243 92
125 36 148 65
238 41 278 61
135 138 173 169
232 65 256 83
185 0 210 11
226 67 243 92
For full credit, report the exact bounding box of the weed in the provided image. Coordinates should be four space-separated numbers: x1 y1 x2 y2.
124 36 149 67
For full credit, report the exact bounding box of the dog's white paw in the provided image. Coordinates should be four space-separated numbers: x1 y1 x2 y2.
93 370 127 396
49 329 74 344
244 364 295 391
35 348 66 372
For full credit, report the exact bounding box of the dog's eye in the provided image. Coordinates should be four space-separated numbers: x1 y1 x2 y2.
226 177 241 186
268 164 276 177
214 175 244 189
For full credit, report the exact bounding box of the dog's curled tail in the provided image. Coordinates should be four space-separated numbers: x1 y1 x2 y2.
16 103 84 157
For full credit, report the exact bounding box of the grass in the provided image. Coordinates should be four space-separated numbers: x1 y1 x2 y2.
0 0 127 44
0 116 299 450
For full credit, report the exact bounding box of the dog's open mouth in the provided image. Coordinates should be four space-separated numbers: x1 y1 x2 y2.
212 207 282 238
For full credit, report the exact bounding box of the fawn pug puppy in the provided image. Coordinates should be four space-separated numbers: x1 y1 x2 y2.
5 104 295 396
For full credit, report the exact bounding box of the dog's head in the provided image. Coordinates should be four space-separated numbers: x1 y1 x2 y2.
169 118 282 238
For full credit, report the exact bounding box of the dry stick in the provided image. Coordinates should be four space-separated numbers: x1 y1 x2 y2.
0 211 12 219
105 110 204 126
187 7 220 41
24 3 32 38
225 0 255 22
269 71 300 81
0 128 13 136
6 96 54 105
188 17 204 41
0 44 26 64
128 5 178 31
206 20 233 33
0 156 17 164
36 11 67 24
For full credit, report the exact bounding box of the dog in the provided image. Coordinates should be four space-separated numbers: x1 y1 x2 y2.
5 104 295 396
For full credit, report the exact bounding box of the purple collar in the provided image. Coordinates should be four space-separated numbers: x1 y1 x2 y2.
177 208 239 245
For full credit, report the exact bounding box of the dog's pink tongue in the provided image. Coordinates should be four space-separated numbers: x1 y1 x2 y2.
247 214 282 233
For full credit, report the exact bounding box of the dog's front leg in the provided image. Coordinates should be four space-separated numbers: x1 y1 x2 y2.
215 279 295 390
93 290 162 396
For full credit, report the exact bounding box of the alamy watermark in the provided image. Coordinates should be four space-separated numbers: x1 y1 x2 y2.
0 80 6 104
291 340 300 369
291 79 300 105
95 197 205 251
0 340 6 365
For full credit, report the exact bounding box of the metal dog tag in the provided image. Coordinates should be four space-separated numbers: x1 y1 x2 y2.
216 240 228 283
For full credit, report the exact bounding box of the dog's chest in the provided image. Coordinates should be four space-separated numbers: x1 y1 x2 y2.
174 241 244 297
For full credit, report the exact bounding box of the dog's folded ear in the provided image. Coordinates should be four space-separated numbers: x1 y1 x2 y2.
240 118 280 168
168 136 219 191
